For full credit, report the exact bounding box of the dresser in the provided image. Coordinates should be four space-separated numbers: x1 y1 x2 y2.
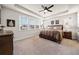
63 31 72 39
0 30 13 55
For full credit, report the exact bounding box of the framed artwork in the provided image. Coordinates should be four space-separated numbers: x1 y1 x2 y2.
55 20 59 24
7 19 15 27
51 21 54 24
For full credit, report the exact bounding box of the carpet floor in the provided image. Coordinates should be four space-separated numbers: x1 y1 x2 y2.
13 36 79 55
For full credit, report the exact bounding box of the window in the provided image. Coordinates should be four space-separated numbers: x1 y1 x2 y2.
19 16 40 30
19 16 28 30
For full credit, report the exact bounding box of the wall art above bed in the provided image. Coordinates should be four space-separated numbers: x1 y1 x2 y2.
55 20 59 24
51 20 54 24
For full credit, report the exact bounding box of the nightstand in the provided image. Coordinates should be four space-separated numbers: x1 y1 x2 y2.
63 31 72 39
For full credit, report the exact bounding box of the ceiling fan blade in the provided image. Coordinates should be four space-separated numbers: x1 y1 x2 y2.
41 5 45 9
48 5 54 9
47 9 52 12
39 10 44 12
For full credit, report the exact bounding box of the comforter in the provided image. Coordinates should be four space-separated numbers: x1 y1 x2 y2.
39 30 62 44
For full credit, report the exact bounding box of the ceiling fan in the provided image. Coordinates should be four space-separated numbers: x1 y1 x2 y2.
39 5 54 13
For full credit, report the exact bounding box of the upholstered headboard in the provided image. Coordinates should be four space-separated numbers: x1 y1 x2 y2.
48 25 63 30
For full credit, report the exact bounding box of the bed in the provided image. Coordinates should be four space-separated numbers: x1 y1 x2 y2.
39 25 63 44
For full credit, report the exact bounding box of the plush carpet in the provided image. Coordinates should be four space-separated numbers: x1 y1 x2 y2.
13 36 79 55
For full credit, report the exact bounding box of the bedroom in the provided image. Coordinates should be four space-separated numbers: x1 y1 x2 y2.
0 4 79 55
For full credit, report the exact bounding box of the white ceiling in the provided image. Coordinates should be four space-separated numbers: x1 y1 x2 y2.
2 4 79 19
19 4 69 17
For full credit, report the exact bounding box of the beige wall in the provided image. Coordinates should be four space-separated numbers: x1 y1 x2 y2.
1 5 79 40
1 7 41 41
43 13 77 39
